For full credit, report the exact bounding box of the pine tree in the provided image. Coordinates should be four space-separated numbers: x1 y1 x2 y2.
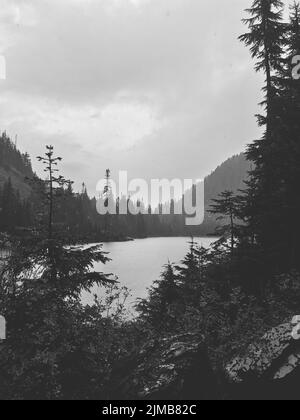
238 0 288 270
5 146 114 296
136 263 180 331
209 191 240 256
174 239 207 305
239 0 285 125
270 1 300 268
0 146 116 399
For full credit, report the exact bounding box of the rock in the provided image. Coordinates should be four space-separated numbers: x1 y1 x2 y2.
111 333 218 400
274 352 300 380
0 316 5 341
225 320 300 400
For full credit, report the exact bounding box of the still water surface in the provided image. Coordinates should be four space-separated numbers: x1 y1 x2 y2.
83 237 217 309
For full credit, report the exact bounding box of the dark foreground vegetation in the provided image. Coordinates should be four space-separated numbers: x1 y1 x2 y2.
1 0 300 400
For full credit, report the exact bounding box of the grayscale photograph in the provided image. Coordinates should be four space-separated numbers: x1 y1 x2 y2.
0 0 300 403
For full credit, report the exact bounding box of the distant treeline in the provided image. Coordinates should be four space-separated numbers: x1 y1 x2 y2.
0 178 32 232
0 132 250 240
1 0 300 401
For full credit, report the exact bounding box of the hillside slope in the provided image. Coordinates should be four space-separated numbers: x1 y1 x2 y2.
0 166 32 199
163 153 251 236
198 153 251 234
204 153 251 206
0 133 33 199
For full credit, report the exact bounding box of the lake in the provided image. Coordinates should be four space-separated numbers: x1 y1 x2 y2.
82 237 217 311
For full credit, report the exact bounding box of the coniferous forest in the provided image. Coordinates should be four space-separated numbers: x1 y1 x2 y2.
1 0 300 401
0 132 248 241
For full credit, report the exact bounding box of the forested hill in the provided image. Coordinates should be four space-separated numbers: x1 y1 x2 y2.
0 133 250 238
175 153 250 235
0 132 250 211
204 153 251 207
0 132 33 199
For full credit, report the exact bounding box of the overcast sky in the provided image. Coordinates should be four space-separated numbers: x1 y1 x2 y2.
0 0 292 194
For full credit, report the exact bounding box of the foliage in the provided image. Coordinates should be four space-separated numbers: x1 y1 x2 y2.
0 146 135 400
0 132 250 240
1 0 300 400
238 0 300 276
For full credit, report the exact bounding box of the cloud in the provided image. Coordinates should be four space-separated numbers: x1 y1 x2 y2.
0 0 289 192
3 0 213 102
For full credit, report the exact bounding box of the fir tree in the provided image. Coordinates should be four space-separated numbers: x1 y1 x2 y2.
136 263 180 331
0 146 117 399
209 191 240 256
238 0 289 271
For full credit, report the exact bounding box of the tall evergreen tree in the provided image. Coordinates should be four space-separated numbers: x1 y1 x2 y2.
136 263 180 331
209 191 240 257
239 0 288 271
0 146 116 399
272 1 300 268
